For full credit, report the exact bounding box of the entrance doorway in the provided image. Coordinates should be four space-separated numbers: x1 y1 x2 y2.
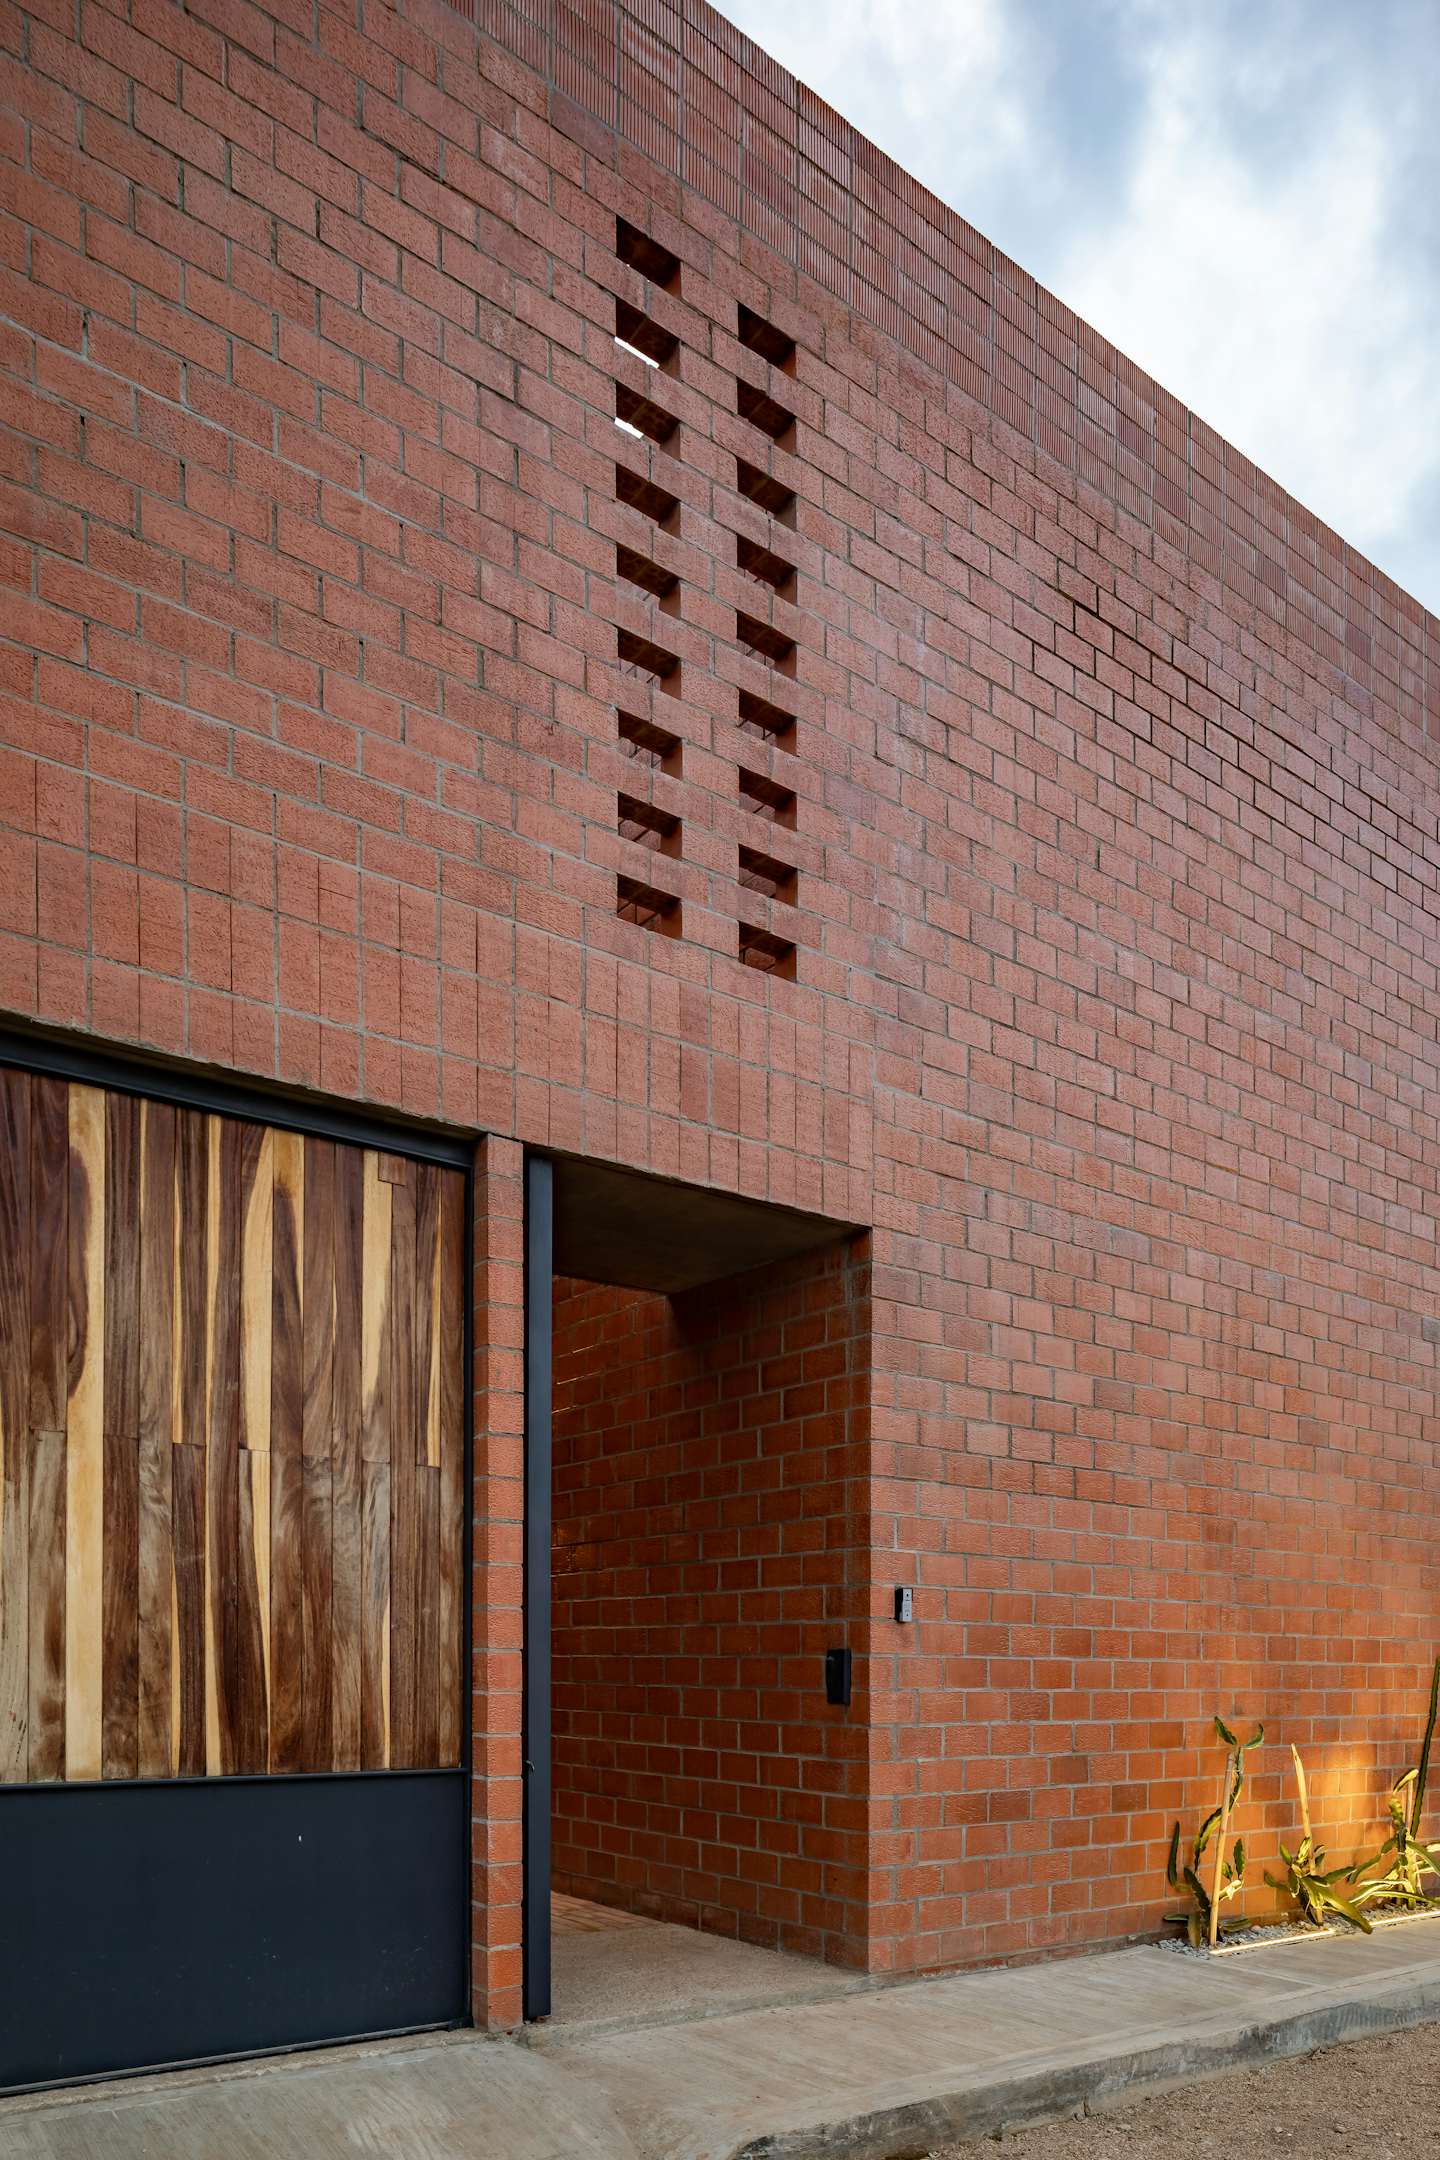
522 1155 870 2027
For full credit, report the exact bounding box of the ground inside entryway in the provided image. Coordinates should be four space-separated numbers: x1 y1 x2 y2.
549 1893 868 2033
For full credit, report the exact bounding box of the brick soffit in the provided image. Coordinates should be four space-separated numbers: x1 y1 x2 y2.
438 0 1438 753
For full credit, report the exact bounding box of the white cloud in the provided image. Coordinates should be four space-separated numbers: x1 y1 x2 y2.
1054 19 1440 608
715 0 1440 615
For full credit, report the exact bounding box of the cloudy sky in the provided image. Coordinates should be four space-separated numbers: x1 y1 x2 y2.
716 0 1440 618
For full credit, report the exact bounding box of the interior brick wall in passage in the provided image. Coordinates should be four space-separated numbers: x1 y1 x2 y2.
551 1241 871 1963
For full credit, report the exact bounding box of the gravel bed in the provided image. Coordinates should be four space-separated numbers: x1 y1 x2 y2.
1156 1918 1337 1957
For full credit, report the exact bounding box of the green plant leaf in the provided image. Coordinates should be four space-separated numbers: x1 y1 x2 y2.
1320 1889 1373 1934
1244 1724 1265 1751
1215 1716 1237 1748
1166 1821 1181 1890
1193 1807 1222 1861
1233 1836 1246 1878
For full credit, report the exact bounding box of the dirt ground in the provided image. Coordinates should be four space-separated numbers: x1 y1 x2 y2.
927 2018 1440 2157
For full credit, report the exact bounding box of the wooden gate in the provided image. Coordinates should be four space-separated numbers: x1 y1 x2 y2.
0 1056 470 2088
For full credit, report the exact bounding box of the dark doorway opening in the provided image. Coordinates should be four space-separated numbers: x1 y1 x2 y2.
522 1154 870 2028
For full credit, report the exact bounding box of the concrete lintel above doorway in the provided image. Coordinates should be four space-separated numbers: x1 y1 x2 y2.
544 1152 860 1293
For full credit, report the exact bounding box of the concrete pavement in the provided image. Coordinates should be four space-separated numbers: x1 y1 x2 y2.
3 1919 1440 2159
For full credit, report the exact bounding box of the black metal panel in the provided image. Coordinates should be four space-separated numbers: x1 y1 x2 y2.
522 1152 553 2021
0 1026 473 1168
0 1772 467 2092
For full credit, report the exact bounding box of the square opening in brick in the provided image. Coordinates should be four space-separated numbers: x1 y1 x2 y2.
615 296 679 371
617 626 680 691
615 463 680 530
618 792 680 856
618 711 683 773
738 768 796 826
616 873 680 936
738 844 796 902
737 380 795 446
616 217 680 289
736 458 796 525
616 382 677 446
616 543 678 608
738 922 797 976
737 689 796 744
738 304 796 372
737 611 796 673
737 533 795 596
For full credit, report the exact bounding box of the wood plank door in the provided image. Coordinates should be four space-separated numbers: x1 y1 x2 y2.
0 1063 470 2090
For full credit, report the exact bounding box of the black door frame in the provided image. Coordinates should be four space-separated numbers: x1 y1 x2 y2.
521 1152 553 2020
0 1023 478 2089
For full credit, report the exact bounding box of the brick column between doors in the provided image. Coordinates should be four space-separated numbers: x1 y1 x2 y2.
468 1134 525 2027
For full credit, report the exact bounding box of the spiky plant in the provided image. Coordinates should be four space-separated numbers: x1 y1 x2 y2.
1354 1655 1440 1913
1165 1715 1263 1949
1264 1745 1373 1933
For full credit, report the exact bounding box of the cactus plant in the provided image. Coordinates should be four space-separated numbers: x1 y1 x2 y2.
1264 1746 1373 1932
1354 1654 1440 1913
1165 1715 1263 1949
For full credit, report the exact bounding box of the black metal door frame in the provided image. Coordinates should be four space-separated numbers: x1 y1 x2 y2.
522 1152 553 2020
0 1022 479 2089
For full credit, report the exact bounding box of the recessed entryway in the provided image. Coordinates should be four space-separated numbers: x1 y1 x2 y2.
522 1153 871 2026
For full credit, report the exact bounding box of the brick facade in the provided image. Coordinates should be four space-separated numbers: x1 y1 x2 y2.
3 0 1440 2021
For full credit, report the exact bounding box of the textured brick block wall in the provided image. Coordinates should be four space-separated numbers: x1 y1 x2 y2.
3 0 1440 2002
550 1242 871 1963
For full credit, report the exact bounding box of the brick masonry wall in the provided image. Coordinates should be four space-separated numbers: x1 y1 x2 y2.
1 0 1440 2005
550 1242 871 1963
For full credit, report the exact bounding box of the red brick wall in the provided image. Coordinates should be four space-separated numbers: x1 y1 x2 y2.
2 0 1440 2012
550 1242 871 1963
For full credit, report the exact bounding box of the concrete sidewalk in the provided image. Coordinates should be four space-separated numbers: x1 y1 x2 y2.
4 1923 1440 2160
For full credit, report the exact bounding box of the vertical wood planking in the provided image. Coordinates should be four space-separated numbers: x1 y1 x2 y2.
388 1167 417 1767
176 1111 211 1777
361 1459 391 1767
176 1111 209 1453
172 1438 206 1777
0 1069 465 1786
137 1100 176 1779
27 1071 68 1779
417 1164 441 1473
331 1143 363 1771
102 1088 141 1780
0 1068 30 1780
27 1431 65 1780
302 1138 334 1459
301 1455 333 1771
437 1169 465 1767
242 1125 274 1752
27 1076 67 1782
412 1165 441 1767
28 1076 67 1436
300 1137 335 1769
64 1084 104 1782
361 1152 392 1465
414 1465 440 1768
230 1123 269 1773
269 1129 305 1773
205 1120 239 1774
